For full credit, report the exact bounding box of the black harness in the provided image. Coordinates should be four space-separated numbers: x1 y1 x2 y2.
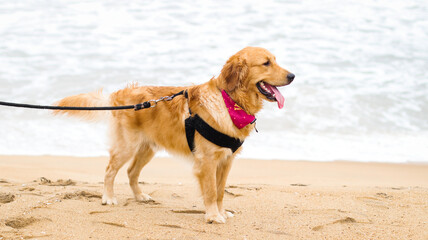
183 90 243 153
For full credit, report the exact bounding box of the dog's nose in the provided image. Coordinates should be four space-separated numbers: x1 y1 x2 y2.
287 73 295 82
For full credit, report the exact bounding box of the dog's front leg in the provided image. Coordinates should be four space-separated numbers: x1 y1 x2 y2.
194 157 225 224
216 156 234 219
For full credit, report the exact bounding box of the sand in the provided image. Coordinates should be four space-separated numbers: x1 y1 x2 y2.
0 155 427 240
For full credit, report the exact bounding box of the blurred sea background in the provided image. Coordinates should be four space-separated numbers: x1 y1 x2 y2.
0 0 427 163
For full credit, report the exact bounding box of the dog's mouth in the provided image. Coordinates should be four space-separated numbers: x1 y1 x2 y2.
256 81 286 109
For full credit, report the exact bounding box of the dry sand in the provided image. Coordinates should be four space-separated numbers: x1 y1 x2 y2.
0 155 427 240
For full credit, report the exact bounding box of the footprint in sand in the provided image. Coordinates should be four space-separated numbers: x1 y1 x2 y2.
0 193 15 204
4 217 39 229
171 209 205 214
89 210 111 215
312 217 357 231
356 195 390 209
225 185 261 197
171 193 183 199
227 185 261 191
290 183 308 187
98 221 126 228
157 224 183 229
19 186 36 191
123 198 160 207
62 190 102 200
224 189 243 197
38 177 76 186
375 192 392 199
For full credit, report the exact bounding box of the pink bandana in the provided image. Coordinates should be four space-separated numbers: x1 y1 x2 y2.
221 90 256 129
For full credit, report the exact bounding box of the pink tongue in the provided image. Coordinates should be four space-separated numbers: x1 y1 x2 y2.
265 84 285 109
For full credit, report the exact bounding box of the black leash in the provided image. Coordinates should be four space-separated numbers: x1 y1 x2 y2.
0 90 185 111
1 88 244 153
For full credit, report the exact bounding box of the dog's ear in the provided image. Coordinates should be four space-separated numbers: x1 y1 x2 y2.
220 56 248 92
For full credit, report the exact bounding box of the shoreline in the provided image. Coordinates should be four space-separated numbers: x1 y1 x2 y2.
1 154 428 187
2 153 428 164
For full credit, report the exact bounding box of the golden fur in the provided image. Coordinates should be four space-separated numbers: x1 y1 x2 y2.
55 47 293 223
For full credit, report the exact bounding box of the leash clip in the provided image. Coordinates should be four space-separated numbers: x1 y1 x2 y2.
149 100 158 108
134 91 185 111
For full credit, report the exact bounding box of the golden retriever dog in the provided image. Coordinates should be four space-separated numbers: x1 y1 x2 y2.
55 47 294 223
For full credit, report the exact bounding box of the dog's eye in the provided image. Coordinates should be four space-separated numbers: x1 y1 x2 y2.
263 60 270 66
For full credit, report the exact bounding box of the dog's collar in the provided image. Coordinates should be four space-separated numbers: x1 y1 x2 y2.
221 90 256 129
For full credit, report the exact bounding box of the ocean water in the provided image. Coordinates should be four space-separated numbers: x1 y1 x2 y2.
0 0 427 163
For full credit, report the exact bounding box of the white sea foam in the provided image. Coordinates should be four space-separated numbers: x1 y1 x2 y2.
0 0 427 162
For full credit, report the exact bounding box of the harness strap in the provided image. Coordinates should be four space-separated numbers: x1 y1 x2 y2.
185 114 243 153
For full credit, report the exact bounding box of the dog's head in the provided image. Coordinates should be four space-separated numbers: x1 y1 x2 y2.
219 47 294 112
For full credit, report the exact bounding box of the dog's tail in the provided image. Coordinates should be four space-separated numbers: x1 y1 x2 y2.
53 89 110 121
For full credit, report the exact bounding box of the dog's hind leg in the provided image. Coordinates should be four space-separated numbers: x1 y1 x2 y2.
102 147 135 205
102 124 138 205
127 142 155 202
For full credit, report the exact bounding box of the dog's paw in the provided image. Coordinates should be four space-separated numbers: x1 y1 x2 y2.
135 193 153 203
102 195 118 205
205 213 226 224
222 210 234 219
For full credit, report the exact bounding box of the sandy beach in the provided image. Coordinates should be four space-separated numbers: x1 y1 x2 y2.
0 155 427 240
